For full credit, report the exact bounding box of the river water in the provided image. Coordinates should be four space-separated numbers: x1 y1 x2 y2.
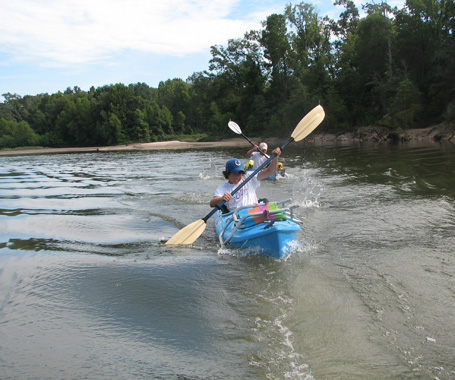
0 141 454 380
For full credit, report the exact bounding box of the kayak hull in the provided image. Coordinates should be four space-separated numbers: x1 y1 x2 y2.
215 201 301 259
245 168 286 181
263 169 286 181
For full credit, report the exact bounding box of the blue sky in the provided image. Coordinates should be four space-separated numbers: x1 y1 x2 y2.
0 0 404 101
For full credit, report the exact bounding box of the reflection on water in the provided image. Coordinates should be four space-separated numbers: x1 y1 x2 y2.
1 142 455 379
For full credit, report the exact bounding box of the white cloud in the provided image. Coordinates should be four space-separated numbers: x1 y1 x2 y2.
0 0 262 67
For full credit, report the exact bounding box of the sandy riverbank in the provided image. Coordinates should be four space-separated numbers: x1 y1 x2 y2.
0 138 253 156
0 126 453 156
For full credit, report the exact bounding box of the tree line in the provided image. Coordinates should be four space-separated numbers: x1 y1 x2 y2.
1 0 454 149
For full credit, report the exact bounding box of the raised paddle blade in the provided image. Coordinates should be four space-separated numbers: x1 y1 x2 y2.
228 120 260 151
165 219 206 245
291 105 325 142
228 120 242 135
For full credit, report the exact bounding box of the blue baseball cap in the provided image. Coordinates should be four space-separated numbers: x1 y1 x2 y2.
225 158 245 174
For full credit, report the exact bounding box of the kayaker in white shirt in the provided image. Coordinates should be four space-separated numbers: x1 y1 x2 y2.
209 147 281 212
247 142 269 169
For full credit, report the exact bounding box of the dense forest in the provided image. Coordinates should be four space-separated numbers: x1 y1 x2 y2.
1 0 454 149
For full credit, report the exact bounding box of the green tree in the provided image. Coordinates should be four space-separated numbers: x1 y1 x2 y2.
158 79 191 133
261 13 291 100
143 103 165 140
158 105 174 135
390 78 424 129
92 83 144 143
207 101 223 136
283 3 334 129
94 111 124 145
175 111 187 134
394 0 454 122
0 118 40 148
187 71 215 133
338 7 395 125
131 109 150 142
331 0 360 40
285 3 322 73
208 33 266 131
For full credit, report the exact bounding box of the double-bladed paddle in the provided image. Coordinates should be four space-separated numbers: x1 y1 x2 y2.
165 105 325 245
228 120 270 158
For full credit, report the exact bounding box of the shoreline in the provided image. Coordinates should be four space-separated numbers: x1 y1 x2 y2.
0 127 453 156
0 138 253 156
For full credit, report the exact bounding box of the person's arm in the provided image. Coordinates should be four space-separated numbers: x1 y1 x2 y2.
210 193 232 208
257 147 281 180
247 145 258 157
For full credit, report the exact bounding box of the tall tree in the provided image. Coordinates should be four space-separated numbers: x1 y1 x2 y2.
208 33 266 134
158 79 191 133
261 13 291 99
282 3 334 129
394 0 451 121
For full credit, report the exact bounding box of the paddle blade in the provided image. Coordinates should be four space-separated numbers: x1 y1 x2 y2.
228 120 242 135
165 219 207 245
291 105 325 142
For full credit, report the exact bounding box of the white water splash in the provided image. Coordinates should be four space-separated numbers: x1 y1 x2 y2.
292 169 323 208
199 158 219 180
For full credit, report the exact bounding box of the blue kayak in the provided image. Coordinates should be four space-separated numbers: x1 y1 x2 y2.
263 169 286 181
215 199 301 259
245 167 286 181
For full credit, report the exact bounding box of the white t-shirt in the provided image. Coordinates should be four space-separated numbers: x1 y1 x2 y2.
251 151 268 169
214 174 260 211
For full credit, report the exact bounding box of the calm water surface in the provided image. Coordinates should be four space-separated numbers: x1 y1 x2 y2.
1 141 454 380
